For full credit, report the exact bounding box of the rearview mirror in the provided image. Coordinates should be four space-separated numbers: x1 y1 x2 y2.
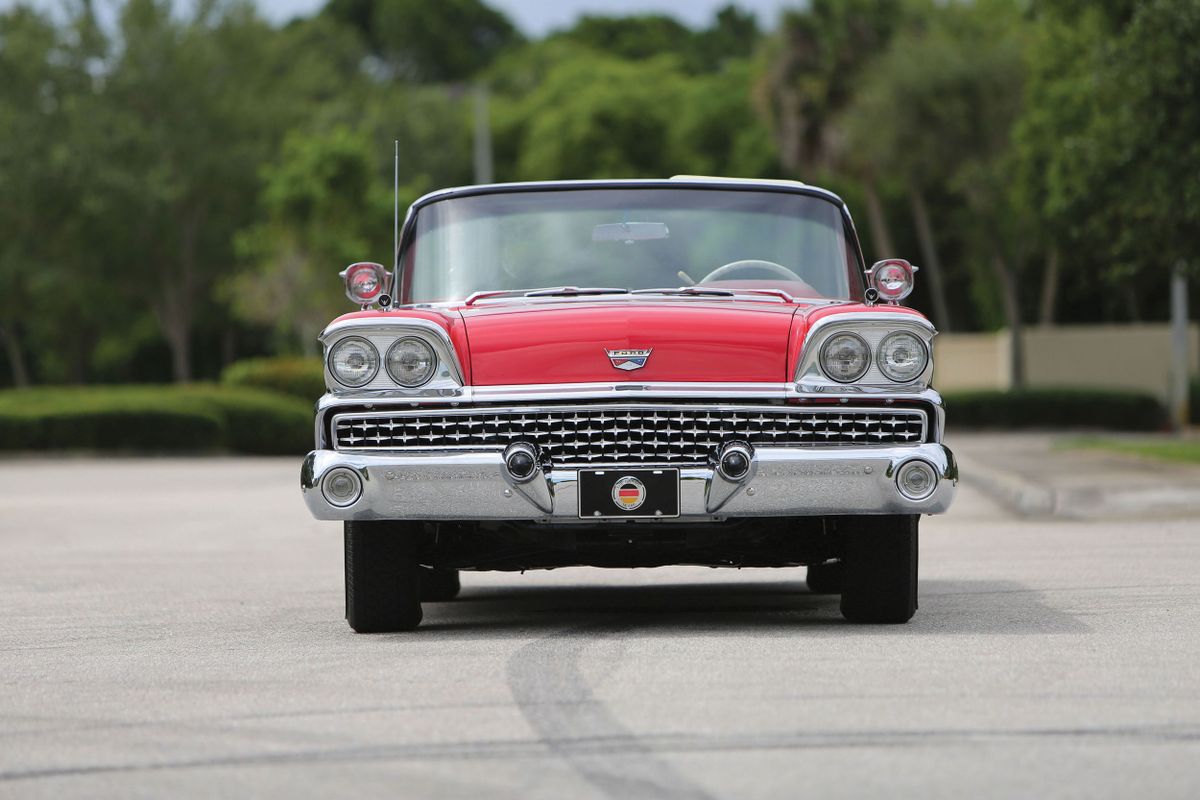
592 222 670 243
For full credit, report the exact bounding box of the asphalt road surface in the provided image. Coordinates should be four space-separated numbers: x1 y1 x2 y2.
2 456 1199 798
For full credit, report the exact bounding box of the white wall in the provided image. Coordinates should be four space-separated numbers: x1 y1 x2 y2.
933 324 1199 399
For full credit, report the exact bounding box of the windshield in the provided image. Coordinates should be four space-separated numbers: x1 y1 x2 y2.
402 188 863 303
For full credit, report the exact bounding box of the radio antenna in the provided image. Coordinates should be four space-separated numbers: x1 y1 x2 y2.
392 139 399 272
389 139 399 309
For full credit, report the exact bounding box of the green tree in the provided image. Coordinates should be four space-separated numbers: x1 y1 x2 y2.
840 0 1030 335
324 0 521 82
0 4 111 385
492 46 776 182
551 6 760 73
552 14 694 62
1018 0 1200 321
757 0 919 267
86 0 289 381
495 52 688 180
231 128 396 351
670 62 780 178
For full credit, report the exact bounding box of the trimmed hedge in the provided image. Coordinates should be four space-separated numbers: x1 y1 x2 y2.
221 357 324 402
942 388 1169 432
0 385 312 455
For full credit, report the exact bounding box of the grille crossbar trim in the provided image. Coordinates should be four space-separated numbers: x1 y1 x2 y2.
332 404 928 467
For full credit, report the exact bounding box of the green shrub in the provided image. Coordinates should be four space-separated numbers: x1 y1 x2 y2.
0 385 312 454
185 386 312 455
943 387 1169 431
221 357 325 402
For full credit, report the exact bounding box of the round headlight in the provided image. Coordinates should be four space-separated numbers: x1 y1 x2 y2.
820 332 871 383
876 331 929 383
328 336 379 387
386 337 437 387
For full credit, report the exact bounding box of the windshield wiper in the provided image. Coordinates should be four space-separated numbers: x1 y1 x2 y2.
633 287 798 303
463 287 629 306
524 286 630 298
632 287 737 298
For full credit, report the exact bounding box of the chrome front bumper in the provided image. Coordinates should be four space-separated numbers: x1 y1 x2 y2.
301 444 957 522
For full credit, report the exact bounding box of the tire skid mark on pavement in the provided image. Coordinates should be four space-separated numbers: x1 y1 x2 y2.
505 620 716 800
3 723 1200 783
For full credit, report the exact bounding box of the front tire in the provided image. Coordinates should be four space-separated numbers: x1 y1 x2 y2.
344 521 423 633
839 515 918 624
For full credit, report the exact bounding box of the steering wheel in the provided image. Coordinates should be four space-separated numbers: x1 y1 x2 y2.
699 259 804 284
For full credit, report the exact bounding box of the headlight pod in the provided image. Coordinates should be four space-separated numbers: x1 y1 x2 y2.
386 337 437 387
876 331 928 382
328 337 379 387
819 332 871 383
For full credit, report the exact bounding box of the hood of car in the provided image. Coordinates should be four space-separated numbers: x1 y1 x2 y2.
457 299 804 386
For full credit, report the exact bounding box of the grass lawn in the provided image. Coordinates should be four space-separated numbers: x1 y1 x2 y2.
1066 436 1200 465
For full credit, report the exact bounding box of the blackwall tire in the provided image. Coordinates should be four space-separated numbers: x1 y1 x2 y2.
806 561 844 594
419 567 462 602
344 521 423 633
839 515 918 624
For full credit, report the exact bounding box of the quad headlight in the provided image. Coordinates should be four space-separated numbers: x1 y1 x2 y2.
876 331 929 383
328 337 379 387
820 333 871 383
386 337 437 387
811 326 931 385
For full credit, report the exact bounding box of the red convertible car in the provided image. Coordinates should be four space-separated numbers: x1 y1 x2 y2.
301 177 956 631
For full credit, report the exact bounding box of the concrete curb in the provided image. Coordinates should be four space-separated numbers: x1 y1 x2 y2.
955 453 1061 518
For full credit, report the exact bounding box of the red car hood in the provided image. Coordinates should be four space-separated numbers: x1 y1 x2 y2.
459 299 805 385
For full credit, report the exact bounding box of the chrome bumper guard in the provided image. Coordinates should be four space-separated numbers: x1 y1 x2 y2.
301 444 957 522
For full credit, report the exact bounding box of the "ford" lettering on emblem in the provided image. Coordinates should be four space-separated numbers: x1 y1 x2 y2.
605 348 652 371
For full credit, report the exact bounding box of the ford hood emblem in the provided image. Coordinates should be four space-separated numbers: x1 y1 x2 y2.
605 348 652 371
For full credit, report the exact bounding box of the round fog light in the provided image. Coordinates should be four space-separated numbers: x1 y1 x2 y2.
896 460 937 501
322 467 363 507
718 444 752 480
504 443 539 481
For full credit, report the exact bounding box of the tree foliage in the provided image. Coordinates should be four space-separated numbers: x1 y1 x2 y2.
0 0 1196 387
1020 0 1200 288
324 0 521 81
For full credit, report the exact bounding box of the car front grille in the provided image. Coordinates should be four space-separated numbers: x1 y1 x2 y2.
331 404 927 467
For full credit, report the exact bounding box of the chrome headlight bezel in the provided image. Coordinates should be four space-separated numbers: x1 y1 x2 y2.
819 332 872 383
319 318 466 395
385 336 438 388
795 313 936 392
328 336 380 388
876 331 929 383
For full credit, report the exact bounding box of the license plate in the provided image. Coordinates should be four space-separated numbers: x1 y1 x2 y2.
578 468 680 519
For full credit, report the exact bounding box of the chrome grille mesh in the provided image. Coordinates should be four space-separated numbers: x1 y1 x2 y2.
332 404 927 466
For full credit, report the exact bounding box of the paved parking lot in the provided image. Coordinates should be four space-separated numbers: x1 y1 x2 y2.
2 451 1199 798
